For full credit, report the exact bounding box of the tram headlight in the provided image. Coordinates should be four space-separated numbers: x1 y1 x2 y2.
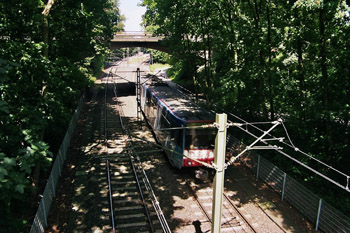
209 151 214 159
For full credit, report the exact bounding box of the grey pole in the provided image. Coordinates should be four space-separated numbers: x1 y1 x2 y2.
136 68 142 129
281 173 287 201
211 113 228 233
315 198 323 231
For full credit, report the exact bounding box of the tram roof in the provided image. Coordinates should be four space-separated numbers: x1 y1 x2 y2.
143 78 214 122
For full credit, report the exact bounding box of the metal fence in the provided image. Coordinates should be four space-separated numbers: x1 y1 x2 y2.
30 96 84 233
234 141 350 233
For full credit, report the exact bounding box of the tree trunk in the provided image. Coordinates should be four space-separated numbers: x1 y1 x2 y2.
266 0 274 120
319 1 331 156
297 37 305 122
32 0 56 198
252 0 267 118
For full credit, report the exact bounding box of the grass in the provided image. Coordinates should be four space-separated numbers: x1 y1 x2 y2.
150 63 171 74
128 56 144 64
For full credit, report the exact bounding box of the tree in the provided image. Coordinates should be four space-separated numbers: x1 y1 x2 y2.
0 0 123 230
141 0 350 213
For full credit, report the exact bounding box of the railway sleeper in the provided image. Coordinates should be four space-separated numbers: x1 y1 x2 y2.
115 214 162 232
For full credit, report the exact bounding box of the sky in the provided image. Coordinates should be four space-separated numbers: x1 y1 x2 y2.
119 0 146 32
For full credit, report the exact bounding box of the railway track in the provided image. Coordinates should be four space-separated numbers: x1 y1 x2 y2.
100 60 287 233
187 181 257 233
102 70 170 233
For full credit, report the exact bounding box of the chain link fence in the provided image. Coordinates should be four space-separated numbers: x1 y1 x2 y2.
227 133 350 233
30 96 84 233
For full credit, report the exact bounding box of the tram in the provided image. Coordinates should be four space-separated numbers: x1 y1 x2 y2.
140 76 216 169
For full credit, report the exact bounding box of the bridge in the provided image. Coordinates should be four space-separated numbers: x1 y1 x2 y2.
110 32 167 52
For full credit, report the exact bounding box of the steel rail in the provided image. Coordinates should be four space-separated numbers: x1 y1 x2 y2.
223 175 287 233
222 193 257 233
128 152 155 233
130 146 171 232
185 180 258 233
104 72 116 233
186 181 212 224
106 160 116 233
111 74 156 233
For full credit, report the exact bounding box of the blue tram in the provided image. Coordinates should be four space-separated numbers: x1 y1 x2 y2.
140 77 216 169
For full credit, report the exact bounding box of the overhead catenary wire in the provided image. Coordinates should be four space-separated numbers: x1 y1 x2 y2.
141 70 350 192
178 83 350 191
156 124 216 131
227 112 350 179
225 120 282 167
128 134 216 169
155 121 277 131
228 115 350 192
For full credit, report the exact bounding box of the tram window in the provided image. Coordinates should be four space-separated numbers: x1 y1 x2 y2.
148 96 156 119
185 129 216 149
151 96 157 117
174 129 183 147
141 88 145 99
167 116 177 139
146 91 152 106
159 111 170 129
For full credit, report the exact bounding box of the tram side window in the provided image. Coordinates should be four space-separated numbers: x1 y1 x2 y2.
174 129 183 147
166 115 176 139
146 91 152 107
150 96 157 118
159 109 170 129
141 88 146 103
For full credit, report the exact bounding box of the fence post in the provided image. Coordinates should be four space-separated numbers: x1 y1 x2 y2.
51 175 55 198
256 154 261 180
281 173 287 200
315 198 323 231
41 198 48 227
57 152 61 176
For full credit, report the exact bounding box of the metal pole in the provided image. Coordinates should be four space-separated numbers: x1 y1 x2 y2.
281 173 287 200
41 198 47 227
315 198 323 231
136 68 142 129
57 153 61 176
256 154 260 180
211 113 227 233
51 175 55 197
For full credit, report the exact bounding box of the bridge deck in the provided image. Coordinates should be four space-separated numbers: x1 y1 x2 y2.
110 32 166 52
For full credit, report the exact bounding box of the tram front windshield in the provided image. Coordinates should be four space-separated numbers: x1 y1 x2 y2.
185 128 216 149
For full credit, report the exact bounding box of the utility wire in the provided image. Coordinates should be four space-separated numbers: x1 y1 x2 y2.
226 112 350 192
136 71 350 191
228 112 349 178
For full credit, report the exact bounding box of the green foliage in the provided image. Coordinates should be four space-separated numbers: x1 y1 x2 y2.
0 0 123 230
142 0 350 213
147 49 170 64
